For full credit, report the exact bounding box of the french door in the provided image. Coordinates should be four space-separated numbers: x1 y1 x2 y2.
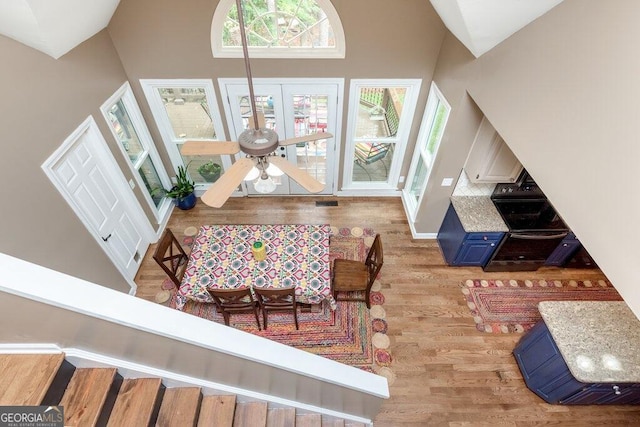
220 79 341 196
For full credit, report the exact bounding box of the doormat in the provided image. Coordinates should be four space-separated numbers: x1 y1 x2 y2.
161 227 394 383
461 279 623 333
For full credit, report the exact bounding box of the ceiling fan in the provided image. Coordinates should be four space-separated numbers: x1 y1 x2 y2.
180 0 333 208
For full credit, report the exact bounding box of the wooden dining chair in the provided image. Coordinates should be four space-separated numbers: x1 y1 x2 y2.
152 228 189 287
332 233 383 309
254 286 299 330
208 288 261 330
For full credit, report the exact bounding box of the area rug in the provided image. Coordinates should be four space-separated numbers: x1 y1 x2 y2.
461 279 623 334
161 226 393 381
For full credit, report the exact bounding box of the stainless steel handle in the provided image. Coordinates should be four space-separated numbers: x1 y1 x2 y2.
613 385 621 395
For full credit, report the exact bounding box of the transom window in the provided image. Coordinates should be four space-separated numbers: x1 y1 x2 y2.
211 0 345 58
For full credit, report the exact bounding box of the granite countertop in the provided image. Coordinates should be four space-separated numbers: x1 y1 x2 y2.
450 196 508 233
539 301 640 383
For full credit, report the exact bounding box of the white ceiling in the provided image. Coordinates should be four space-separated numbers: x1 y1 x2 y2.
430 0 565 57
0 0 562 59
0 0 120 59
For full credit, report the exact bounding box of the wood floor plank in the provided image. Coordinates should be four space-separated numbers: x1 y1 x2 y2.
134 197 640 426
0 353 65 405
197 395 236 427
156 387 201 427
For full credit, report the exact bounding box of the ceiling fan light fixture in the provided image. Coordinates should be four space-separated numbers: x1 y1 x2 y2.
254 175 277 194
244 166 260 181
265 162 284 177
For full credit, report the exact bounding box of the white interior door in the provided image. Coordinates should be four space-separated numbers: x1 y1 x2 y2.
221 79 340 196
42 116 154 291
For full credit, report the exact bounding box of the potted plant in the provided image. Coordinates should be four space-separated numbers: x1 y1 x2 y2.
166 165 196 210
197 161 222 183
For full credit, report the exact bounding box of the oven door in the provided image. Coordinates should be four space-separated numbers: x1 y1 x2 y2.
483 231 569 272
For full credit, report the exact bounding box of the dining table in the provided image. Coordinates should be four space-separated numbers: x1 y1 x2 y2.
175 223 334 311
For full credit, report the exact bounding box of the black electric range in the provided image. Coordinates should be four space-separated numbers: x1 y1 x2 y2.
483 180 570 272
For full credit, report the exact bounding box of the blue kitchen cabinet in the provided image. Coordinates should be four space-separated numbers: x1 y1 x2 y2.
545 233 581 266
514 321 640 404
437 203 504 266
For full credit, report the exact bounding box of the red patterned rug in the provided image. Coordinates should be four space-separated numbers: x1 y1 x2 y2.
161 226 394 381
461 279 623 333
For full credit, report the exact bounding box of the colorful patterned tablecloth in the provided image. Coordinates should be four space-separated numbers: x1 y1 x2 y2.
175 224 332 310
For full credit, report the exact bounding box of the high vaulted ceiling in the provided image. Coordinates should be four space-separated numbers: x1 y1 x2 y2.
0 0 120 59
430 0 565 57
0 0 563 59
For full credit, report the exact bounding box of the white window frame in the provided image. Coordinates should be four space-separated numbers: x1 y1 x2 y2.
139 79 230 193
100 82 173 224
402 82 451 221
340 79 422 194
211 0 346 58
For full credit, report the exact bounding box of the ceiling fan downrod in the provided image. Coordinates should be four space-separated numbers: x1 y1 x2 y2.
235 0 260 132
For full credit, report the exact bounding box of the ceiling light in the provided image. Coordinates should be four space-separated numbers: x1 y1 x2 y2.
254 175 277 193
266 162 284 177
244 166 260 181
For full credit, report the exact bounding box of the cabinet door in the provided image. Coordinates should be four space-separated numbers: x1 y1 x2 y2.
562 383 640 404
454 233 503 266
437 204 467 265
465 117 522 183
545 234 581 266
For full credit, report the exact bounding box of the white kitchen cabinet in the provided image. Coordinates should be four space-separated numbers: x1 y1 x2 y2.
465 117 522 183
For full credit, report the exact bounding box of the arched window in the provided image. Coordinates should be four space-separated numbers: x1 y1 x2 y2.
211 0 345 58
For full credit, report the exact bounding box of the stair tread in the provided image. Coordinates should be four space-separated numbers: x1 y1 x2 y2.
296 413 322 427
234 401 268 427
156 387 201 427
107 378 163 427
0 353 65 405
267 407 295 427
60 367 118 427
197 395 236 427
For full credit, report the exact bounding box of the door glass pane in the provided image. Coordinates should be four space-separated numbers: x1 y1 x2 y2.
238 95 276 131
157 87 216 139
292 94 329 184
138 156 165 208
106 100 144 164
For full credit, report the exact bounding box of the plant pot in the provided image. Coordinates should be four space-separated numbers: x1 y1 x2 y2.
174 192 197 210
199 170 221 183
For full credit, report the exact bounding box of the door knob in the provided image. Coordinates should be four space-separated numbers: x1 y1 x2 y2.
102 233 112 242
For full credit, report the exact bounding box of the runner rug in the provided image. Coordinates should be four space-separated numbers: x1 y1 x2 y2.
161 226 394 381
461 279 623 334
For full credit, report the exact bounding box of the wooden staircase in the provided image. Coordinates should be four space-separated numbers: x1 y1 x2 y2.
0 353 366 427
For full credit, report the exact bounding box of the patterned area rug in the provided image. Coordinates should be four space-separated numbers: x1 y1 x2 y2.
461 279 623 333
161 226 394 382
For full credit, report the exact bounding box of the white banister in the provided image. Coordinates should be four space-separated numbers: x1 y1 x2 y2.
0 252 388 422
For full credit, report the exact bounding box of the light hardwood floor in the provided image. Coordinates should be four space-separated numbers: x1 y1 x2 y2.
134 197 640 426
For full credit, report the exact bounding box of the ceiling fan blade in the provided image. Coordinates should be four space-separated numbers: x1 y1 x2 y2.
200 157 255 208
279 132 333 146
181 141 240 156
269 156 324 193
